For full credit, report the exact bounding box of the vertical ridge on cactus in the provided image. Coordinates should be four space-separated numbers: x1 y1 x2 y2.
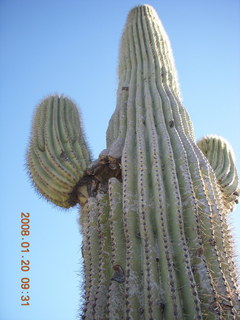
27 4 240 319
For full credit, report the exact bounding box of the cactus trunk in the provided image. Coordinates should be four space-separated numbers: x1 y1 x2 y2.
27 4 240 320
80 5 240 319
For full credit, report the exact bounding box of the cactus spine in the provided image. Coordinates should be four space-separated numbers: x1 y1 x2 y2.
27 4 240 319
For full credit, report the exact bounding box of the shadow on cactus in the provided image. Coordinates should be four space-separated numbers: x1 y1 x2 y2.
27 4 240 319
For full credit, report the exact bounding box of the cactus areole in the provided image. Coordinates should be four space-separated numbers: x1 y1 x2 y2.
27 4 240 320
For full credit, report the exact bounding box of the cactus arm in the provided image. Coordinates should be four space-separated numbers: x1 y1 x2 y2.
197 135 239 213
27 95 91 208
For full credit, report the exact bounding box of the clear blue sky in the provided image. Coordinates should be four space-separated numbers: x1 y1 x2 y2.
0 1 239 319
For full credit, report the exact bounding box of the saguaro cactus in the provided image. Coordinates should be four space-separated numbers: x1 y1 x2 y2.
27 4 240 319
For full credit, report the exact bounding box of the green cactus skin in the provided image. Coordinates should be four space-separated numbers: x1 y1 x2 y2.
82 5 240 319
27 95 91 208
197 135 239 213
27 4 240 320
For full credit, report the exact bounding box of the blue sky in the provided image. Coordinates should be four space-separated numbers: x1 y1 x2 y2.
0 1 239 319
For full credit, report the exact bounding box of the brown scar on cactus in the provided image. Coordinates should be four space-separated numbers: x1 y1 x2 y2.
27 4 240 319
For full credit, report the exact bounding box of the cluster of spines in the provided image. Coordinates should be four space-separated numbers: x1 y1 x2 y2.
27 95 91 208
